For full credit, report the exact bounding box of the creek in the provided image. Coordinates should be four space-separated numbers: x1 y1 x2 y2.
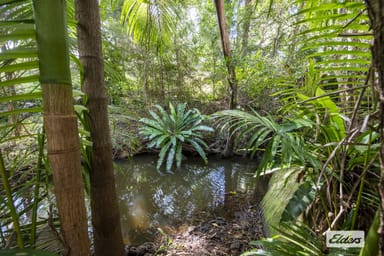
115 154 268 245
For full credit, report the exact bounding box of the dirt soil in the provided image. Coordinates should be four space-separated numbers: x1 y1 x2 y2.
125 192 266 256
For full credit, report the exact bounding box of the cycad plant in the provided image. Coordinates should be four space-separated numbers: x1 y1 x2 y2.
139 102 213 172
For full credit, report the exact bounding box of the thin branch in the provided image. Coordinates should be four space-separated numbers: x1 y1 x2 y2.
298 85 368 104
347 151 379 205
338 32 373 37
341 8 367 30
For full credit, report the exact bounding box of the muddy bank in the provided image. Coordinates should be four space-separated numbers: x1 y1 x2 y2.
125 192 266 256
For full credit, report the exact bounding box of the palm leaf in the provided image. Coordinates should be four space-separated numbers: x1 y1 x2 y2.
293 0 371 121
246 222 324 256
359 209 380 256
0 60 38 73
213 109 312 172
280 180 318 222
119 0 177 51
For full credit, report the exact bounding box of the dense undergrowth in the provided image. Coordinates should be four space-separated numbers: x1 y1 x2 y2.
1 0 383 255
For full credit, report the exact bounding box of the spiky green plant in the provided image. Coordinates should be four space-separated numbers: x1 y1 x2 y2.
139 102 213 172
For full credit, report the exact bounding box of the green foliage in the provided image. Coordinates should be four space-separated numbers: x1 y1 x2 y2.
243 221 360 256
243 1 380 255
109 105 142 157
359 209 380 256
0 1 39 249
0 0 87 252
0 249 58 256
139 102 213 172
118 0 177 52
280 180 317 222
261 168 301 236
0 150 23 248
212 108 317 174
245 222 324 256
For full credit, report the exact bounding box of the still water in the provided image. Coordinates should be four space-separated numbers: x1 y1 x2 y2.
115 154 268 245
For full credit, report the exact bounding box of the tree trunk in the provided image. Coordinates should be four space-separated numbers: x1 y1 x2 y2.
33 1 90 255
74 0 125 255
175 34 184 99
240 0 252 57
143 52 151 107
214 0 238 157
214 0 238 110
364 1 384 255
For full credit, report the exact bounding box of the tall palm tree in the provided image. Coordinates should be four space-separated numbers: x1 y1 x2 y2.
74 0 125 255
1 0 43 250
1 0 90 253
33 1 90 254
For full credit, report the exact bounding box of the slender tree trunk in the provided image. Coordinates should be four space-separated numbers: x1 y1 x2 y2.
214 0 238 157
214 0 238 110
74 1 125 255
212 45 217 98
143 52 151 107
240 0 252 57
364 1 384 255
33 1 90 255
175 34 183 98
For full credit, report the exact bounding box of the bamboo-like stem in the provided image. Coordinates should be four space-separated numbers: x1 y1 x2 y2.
30 131 45 246
33 0 90 254
0 150 24 248
351 131 373 229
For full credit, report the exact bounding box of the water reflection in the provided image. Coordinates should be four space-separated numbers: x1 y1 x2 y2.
115 154 266 245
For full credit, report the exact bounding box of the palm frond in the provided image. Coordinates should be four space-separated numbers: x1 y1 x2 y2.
212 109 314 173
245 222 325 256
120 0 177 52
280 179 318 222
285 0 372 117
0 0 41 147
